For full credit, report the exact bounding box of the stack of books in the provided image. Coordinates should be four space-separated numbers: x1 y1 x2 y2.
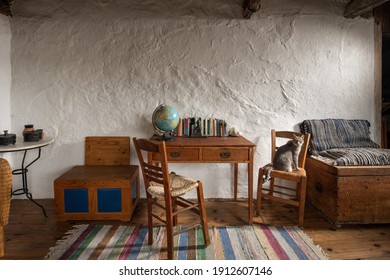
173 117 227 137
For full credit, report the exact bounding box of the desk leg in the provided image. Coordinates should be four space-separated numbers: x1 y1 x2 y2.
11 148 47 217
234 163 238 200
248 147 254 224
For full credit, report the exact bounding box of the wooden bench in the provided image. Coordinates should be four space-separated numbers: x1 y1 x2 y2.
54 137 140 221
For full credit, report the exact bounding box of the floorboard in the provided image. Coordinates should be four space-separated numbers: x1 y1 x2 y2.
0 198 389 260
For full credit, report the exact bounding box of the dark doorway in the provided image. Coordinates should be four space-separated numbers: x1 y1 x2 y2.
383 36 390 102
382 35 390 148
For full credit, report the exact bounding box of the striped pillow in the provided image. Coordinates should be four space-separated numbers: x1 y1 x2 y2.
300 119 379 155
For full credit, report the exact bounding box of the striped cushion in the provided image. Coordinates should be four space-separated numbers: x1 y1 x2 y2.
300 119 379 155
319 148 390 166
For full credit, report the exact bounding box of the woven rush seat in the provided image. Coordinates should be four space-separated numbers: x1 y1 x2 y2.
149 172 198 197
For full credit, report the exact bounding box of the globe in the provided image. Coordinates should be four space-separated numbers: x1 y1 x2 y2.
152 104 179 140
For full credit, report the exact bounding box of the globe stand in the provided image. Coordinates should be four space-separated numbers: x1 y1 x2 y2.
151 132 175 141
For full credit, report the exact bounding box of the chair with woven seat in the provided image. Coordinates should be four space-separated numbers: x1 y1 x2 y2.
256 130 310 227
0 158 12 257
133 137 210 260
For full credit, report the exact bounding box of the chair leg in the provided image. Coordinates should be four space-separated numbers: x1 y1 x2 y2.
172 197 178 226
146 194 154 245
256 168 265 216
164 194 175 260
197 181 210 246
298 176 307 227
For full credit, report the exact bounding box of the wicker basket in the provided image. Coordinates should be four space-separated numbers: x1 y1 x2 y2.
0 158 12 226
0 158 12 257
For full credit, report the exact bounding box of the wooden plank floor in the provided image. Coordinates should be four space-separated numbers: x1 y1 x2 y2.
1 198 390 260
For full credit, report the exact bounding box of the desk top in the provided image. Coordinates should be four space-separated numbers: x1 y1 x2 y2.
157 136 256 148
0 137 54 153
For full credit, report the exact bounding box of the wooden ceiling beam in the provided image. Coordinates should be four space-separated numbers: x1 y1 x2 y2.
0 0 12 17
344 0 389 18
243 0 262 19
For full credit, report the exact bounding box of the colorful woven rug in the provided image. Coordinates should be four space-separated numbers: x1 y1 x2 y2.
45 224 327 260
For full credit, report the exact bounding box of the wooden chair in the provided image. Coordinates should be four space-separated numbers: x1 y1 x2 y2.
133 138 210 260
0 158 12 257
256 130 310 227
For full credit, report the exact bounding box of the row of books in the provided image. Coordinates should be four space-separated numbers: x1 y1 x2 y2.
172 117 228 137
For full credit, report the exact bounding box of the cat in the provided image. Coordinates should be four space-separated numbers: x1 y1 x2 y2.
263 134 304 183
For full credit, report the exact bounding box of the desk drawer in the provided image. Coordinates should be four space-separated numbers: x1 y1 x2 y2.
152 148 200 161
202 148 249 161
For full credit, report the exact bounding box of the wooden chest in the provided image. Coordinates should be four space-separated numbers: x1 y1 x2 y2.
54 165 140 221
305 157 390 226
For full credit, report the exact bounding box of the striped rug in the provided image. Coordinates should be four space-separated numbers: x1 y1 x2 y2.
45 225 327 260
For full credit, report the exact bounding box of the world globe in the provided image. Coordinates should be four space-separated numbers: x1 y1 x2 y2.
152 104 179 140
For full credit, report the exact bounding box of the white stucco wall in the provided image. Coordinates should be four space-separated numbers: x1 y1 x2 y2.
0 14 12 162
9 0 376 199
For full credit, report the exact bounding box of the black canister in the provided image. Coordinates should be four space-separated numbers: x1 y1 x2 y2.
0 130 16 146
23 124 35 142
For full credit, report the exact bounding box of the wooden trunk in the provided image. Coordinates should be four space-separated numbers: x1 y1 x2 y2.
54 165 140 221
305 157 390 226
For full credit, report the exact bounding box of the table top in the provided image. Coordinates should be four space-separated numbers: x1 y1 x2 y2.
0 136 54 153
152 136 256 148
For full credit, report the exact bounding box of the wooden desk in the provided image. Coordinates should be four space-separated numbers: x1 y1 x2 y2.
148 136 256 224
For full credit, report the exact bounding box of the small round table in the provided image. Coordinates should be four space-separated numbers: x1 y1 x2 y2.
0 137 54 217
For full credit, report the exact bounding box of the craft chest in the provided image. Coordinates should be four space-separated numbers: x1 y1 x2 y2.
305 157 390 226
54 165 140 221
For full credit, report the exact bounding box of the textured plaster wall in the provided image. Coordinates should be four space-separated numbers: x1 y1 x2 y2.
9 0 376 199
0 14 12 162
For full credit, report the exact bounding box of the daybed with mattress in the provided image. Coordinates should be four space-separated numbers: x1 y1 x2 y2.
300 119 390 226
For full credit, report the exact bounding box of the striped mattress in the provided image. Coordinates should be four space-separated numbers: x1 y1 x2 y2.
300 119 390 166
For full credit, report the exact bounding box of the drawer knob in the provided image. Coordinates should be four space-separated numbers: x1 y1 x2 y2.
219 151 231 158
170 151 181 158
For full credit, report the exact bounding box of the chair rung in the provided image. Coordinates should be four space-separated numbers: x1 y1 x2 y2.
151 213 166 223
153 201 166 210
264 187 296 195
144 162 162 172
177 196 197 206
173 202 199 216
261 193 300 207
262 188 297 199
173 224 200 236
265 184 297 192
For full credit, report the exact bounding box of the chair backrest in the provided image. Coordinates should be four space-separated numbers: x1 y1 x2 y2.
85 136 130 165
271 130 311 169
132 138 171 196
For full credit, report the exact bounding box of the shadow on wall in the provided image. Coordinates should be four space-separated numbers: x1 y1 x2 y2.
10 0 349 20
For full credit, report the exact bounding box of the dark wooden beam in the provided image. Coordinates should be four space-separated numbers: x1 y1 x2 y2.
243 0 262 19
344 0 389 18
0 0 12 17
374 6 383 146
383 1 390 33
